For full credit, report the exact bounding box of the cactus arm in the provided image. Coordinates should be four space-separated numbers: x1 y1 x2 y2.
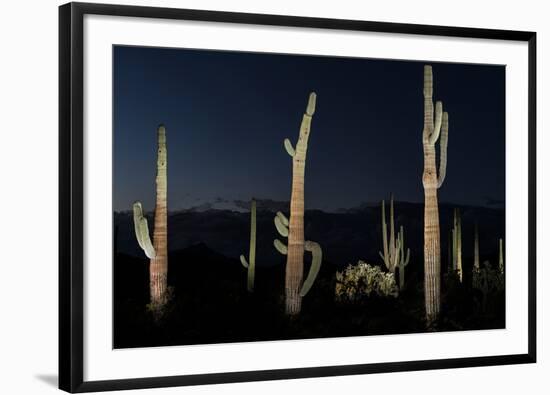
437 112 449 188
300 241 322 297
393 235 401 272
403 248 410 266
284 139 296 157
274 216 289 237
240 255 249 268
276 211 289 226
306 92 316 116
132 201 156 259
274 239 288 255
429 101 443 145
399 226 410 266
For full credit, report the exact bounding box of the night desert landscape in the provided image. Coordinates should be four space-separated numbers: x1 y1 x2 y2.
113 46 505 348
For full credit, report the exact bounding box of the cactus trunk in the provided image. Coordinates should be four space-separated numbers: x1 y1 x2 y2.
240 199 257 292
150 125 168 309
423 186 441 322
422 65 449 324
285 100 313 315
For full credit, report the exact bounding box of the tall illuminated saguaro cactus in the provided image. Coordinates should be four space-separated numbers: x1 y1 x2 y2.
274 92 323 315
422 66 449 323
133 124 168 313
240 199 256 292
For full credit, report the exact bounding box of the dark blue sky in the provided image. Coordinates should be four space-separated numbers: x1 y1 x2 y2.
113 45 505 212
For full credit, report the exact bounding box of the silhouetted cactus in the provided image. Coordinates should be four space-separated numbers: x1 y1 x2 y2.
379 194 410 289
273 92 323 315
132 125 169 314
240 199 256 292
421 65 449 323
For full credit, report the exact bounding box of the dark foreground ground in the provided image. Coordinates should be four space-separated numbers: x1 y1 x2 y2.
113 242 505 349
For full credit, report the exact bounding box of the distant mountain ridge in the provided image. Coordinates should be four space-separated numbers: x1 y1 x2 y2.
114 200 504 274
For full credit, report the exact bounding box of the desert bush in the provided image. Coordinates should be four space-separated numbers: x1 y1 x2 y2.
335 261 398 302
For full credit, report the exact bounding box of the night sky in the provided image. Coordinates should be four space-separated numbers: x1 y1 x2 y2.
113 45 505 212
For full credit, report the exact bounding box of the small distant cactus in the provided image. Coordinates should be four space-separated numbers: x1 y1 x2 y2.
240 199 256 292
450 208 463 282
335 261 398 302
379 194 410 289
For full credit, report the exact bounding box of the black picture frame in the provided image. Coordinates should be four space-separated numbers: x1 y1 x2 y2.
59 2 537 392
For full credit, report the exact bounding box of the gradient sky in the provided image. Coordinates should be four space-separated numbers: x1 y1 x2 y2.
113 45 505 212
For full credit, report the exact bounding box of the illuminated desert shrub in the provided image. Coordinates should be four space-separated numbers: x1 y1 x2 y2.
335 261 398 302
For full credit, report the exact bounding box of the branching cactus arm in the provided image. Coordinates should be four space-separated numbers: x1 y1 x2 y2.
274 211 290 256
399 226 410 267
274 215 289 237
300 241 323 297
284 139 295 157
133 201 156 259
437 112 449 188
274 239 288 255
240 255 249 268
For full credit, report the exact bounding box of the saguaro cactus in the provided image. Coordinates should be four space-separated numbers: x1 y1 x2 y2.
240 199 257 292
421 65 449 323
274 92 323 315
133 124 168 313
451 208 463 282
379 194 410 289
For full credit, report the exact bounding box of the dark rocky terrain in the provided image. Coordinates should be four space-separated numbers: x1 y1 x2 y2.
113 201 505 348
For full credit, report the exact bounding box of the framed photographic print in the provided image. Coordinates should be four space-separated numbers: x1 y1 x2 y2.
59 2 536 392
